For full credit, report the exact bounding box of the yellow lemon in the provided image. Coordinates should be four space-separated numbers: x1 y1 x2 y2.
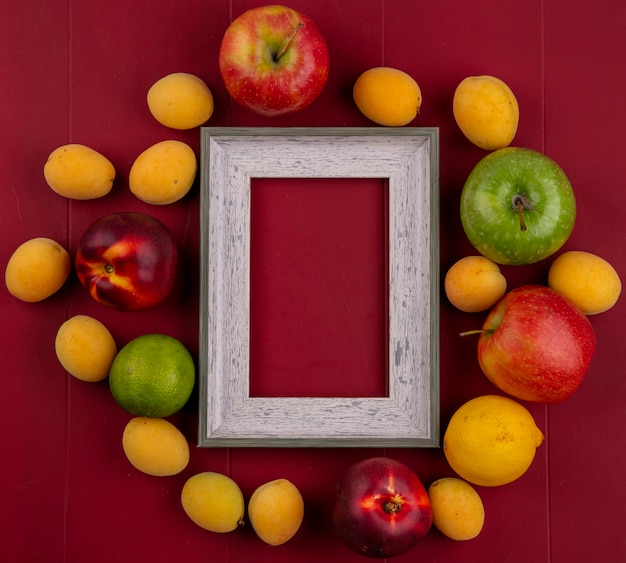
5 237 70 302
181 472 245 533
147 72 214 130
122 417 189 476
248 479 304 546
353 67 422 126
55 315 117 382
428 477 484 540
548 250 622 315
453 75 519 150
108 334 195 418
44 143 115 199
443 395 544 487
129 140 197 205
444 255 507 312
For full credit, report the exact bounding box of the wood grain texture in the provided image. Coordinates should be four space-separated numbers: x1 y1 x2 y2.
199 128 439 446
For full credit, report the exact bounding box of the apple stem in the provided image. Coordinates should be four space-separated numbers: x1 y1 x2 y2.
459 329 494 337
274 22 304 61
513 196 528 232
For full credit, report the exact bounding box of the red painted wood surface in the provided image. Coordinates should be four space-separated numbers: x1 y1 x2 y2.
1 1 625 561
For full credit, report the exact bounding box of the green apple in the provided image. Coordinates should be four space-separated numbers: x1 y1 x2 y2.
460 147 576 265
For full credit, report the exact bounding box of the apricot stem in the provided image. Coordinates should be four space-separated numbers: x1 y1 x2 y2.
514 196 528 232
274 22 304 61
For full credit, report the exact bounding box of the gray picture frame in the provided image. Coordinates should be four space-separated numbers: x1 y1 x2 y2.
198 127 439 447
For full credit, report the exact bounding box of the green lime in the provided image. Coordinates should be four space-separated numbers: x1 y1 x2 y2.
109 334 195 417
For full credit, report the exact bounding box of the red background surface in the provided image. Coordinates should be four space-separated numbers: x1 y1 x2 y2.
1 1 625 562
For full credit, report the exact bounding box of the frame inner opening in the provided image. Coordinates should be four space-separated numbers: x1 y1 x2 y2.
249 177 389 398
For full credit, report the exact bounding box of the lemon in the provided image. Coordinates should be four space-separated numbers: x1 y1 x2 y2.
129 139 197 205
248 479 305 546
109 334 195 417
453 75 519 150
44 143 115 199
5 237 70 302
353 67 422 126
181 472 245 533
444 255 507 312
428 477 484 540
55 315 117 382
443 395 544 487
122 417 189 476
147 72 214 130
548 250 622 315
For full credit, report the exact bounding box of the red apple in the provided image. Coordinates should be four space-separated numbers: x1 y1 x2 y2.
475 285 596 403
218 5 329 116
75 212 177 311
333 457 432 559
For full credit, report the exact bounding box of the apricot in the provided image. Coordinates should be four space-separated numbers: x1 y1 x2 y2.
428 478 484 540
129 140 197 205
147 72 213 130
444 255 507 312
122 417 189 476
453 75 519 150
44 143 115 199
5 237 70 302
181 472 244 533
548 250 622 315
55 315 117 382
353 67 422 126
248 478 304 546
